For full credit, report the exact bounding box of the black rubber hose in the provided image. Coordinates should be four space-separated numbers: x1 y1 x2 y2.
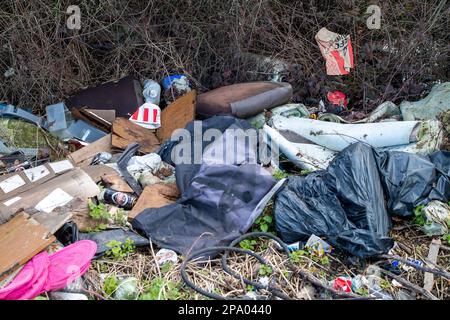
221 232 291 300
180 246 267 300
180 232 292 300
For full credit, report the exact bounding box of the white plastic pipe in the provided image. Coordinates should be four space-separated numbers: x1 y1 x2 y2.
263 124 329 171
271 115 420 152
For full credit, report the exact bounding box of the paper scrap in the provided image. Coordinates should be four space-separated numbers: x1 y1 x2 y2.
35 188 74 213
0 175 26 194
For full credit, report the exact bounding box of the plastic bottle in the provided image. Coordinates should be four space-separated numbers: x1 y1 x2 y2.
142 79 161 105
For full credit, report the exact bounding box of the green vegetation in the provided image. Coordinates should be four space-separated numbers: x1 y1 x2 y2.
105 238 135 260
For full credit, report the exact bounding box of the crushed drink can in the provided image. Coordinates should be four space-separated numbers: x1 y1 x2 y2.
99 188 137 210
305 234 332 257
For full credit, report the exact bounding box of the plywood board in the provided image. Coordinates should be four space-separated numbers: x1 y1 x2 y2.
68 134 112 167
0 212 55 277
156 90 196 143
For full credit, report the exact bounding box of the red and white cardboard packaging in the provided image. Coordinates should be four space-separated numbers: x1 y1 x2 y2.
315 27 354 76
129 103 161 129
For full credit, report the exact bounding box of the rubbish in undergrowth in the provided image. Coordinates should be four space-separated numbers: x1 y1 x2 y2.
305 234 332 257
420 201 450 236
326 91 348 114
0 240 96 300
129 103 161 129
272 240 303 252
99 188 137 210
65 76 144 118
274 143 393 258
332 277 352 293
392 258 424 272
162 74 192 103
0 103 48 129
315 27 354 76
424 239 441 292
117 142 143 196
162 74 186 90
365 265 393 300
126 153 175 188
237 52 289 82
90 152 112 165
49 292 88 300
132 116 285 256
155 249 178 266
78 229 149 258
114 277 138 300
142 79 161 105
400 82 450 121
196 82 292 118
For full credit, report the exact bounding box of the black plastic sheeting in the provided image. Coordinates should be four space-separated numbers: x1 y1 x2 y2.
274 143 450 258
133 116 278 256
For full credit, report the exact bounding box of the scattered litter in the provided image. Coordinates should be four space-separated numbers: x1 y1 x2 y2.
155 249 178 266
315 27 354 75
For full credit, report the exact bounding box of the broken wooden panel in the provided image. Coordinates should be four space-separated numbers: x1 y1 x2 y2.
68 134 112 167
112 118 160 154
128 183 180 220
156 90 196 143
0 168 100 223
82 164 118 183
0 212 55 278
0 160 74 201
101 172 133 193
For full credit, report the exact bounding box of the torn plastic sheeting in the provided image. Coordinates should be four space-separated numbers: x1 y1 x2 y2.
400 82 450 121
274 143 394 258
271 115 421 152
263 124 329 171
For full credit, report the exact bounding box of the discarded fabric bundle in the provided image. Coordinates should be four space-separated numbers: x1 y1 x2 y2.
274 143 450 258
132 116 282 255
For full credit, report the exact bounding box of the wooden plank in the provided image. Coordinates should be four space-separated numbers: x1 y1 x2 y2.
82 164 118 183
32 210 73 235
112 118 160 154
0 212 55 277
128 183 180 220
423 239 441 292
68 134 112 167
156 90 196 143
